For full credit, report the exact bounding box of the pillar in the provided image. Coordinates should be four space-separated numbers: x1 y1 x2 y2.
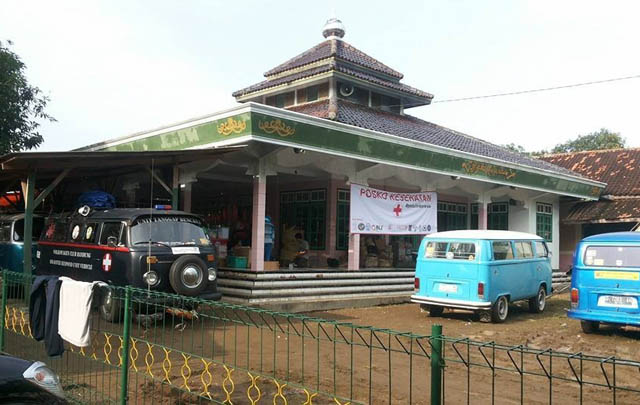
250 173 266 271
348 233 360 270
21 172 35 276
171 165 180 210
478 199 488 230
183 183 193 213
326 177 338 259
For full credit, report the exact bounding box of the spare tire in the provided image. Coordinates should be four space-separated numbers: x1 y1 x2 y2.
168 255 208 296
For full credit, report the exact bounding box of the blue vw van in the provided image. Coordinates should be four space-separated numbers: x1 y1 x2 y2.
411 230 552 323
0 214 44 273
568 232 640 333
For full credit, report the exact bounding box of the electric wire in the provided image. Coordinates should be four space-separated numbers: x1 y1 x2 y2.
431 73 640 103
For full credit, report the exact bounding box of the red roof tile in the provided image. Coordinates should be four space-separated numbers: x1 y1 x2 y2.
564 198 640 223
540 149 640 196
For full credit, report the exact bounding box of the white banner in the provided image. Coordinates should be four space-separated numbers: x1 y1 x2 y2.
349 184 437 234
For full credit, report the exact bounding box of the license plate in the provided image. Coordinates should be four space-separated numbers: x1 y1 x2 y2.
597 295 638 309
438 283 458 293
171 246 200 255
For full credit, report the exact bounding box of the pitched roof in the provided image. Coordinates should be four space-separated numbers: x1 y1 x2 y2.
540 148 640 196
563 199 640 224
231 61 432 99
263 39 403 79
288 99 578 176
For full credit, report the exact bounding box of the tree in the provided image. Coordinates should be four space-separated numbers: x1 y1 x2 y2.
550 128 625 154
502 143 528 154
0 40 55 154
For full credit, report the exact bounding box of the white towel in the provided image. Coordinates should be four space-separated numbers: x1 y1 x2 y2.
58 277 105 347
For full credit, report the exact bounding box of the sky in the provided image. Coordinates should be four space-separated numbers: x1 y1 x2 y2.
2 0 640 152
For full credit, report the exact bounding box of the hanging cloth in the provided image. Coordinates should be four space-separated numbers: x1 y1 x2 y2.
57 277 106 347
29 276 65 357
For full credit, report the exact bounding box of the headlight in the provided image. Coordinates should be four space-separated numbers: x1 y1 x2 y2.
208 268 217 281
23 361 65 398
143 271 159 286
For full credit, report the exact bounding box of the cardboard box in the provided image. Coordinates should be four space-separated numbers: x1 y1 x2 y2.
264 261 280 271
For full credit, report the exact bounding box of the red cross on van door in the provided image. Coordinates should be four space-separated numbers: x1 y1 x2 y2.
393 204 402 216
102 253 112 272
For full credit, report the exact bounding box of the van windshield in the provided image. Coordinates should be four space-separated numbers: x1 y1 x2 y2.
584 246 640 268
130 216 210 247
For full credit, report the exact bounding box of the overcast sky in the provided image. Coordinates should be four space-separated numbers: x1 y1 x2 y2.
2 0 639 151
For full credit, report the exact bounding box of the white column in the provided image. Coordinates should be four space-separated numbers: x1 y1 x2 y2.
250 165 266 271
348 233 360 270
183 183 193 213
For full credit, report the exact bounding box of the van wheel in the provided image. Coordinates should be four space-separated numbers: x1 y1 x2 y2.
428 306 444 317
99 288 122 323
528 286 546 313
169 255 208 296
491 296 509 323
581 321 600 334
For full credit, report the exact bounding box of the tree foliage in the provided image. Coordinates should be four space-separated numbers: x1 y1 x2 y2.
550 128 626 153
502 128 625 157
0 40 55 154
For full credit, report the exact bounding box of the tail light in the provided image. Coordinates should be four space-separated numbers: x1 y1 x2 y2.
414 278 420 290
477 282 485 299
570 288 579 308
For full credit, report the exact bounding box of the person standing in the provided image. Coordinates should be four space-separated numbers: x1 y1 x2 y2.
264 216 275 261
293 233 310 268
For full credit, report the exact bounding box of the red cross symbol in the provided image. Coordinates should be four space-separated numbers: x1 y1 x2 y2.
102 253 112 272
393 204 402 216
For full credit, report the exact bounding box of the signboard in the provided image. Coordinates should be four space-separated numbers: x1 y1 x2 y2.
350 184 437 234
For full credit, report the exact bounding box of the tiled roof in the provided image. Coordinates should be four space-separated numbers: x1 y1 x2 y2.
264 40 403 79
540 148 640 196
288 99 578 176
564 198 640 223
232 61 432 99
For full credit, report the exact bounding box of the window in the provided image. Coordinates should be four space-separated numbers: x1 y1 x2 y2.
336 189 350 250
470 203 479 229
0 222 11 242
280 189 326 250
306 86 319 102
447 242 477 260
492 241 514 260
536 203 553 241
425 241 448 258
535 241 548 258
488 203 508 230
13 218 44 242
100 222 123 245
437 202 468 231
584 246 640 268
515 241 534 259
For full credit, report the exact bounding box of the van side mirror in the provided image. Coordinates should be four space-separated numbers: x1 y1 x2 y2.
107 236 117 247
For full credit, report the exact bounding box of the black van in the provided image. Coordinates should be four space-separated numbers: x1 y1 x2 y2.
36 207 221 320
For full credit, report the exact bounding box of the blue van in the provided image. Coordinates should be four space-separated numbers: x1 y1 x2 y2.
568 232 640 333
411 230 552 323
0 214 44 273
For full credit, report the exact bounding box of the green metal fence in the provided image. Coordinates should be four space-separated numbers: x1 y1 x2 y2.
2 270 640 404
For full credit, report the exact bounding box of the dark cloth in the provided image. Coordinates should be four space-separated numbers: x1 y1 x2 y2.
29 276 64 357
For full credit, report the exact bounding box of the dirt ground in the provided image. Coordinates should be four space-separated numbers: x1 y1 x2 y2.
305 292 640 404
310 293 640 359
7 292 640 404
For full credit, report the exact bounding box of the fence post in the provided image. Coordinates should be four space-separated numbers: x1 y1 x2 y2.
119 287 132 405
430 324 443 405
0 270 7 352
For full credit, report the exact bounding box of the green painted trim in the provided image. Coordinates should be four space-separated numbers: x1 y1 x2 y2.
95 109 603 199
249 112 602 199
104 113 252 151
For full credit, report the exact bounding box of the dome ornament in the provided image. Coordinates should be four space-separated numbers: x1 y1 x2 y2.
322 17 345 40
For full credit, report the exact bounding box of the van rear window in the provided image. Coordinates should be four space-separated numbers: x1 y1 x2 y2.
584 246 640 268
425 241 476 260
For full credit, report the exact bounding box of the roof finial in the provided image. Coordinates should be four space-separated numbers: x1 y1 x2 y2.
322 17 345 40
